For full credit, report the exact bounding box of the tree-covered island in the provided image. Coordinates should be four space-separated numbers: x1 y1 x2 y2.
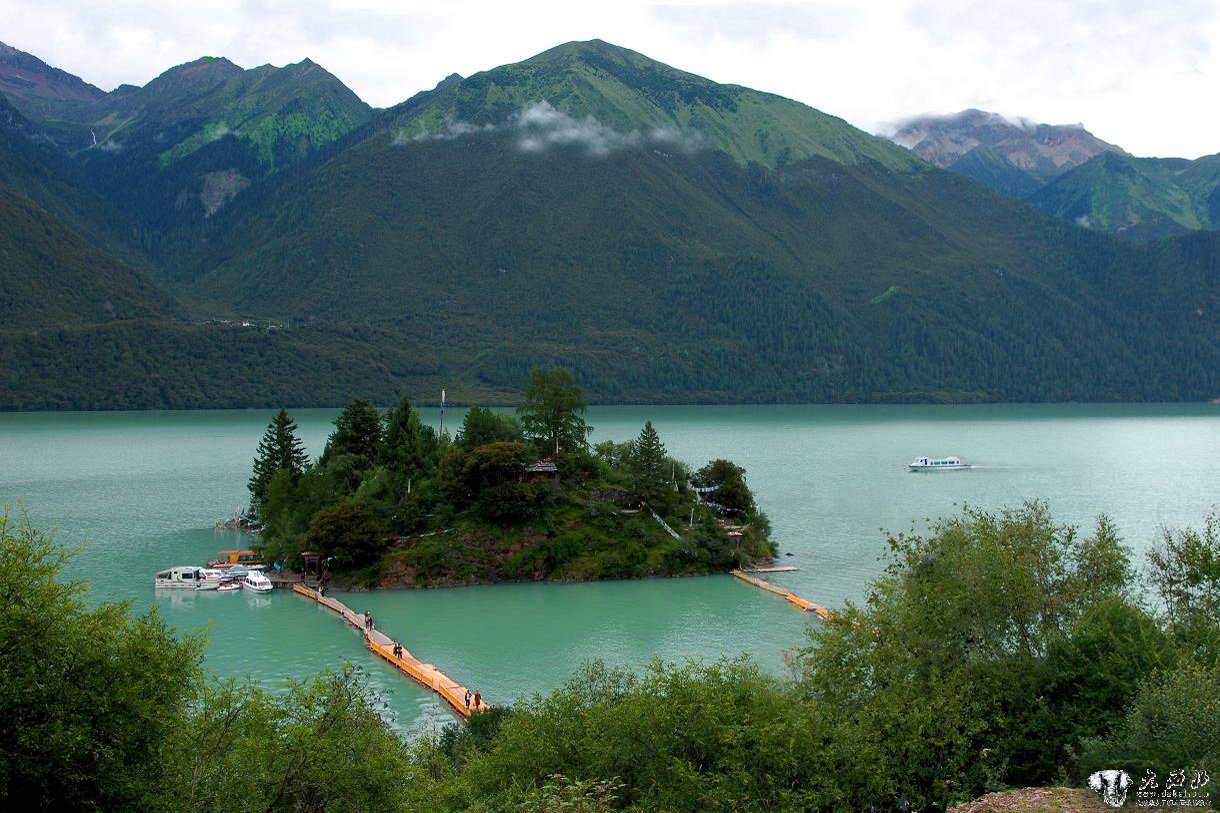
248 367 775 586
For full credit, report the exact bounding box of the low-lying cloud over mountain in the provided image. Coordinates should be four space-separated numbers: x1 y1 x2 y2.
403 100 701 156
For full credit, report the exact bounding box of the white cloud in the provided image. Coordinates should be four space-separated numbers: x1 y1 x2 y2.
1 0 1219 158
403 101 700 155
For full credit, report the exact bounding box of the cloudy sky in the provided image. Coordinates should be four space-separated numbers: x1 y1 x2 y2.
3 0 1217 158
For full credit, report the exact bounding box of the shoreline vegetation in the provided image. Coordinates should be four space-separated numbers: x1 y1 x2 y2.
249 367 776 588
3 502 1215 811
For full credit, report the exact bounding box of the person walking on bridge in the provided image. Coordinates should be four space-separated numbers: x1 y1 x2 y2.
473 691 481 710
463 689 472 709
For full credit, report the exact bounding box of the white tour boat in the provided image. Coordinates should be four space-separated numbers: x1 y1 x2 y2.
242 570 273 593
155 566 219 589
908 455 971 472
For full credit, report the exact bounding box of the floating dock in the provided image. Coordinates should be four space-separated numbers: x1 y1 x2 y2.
292 584 488 718
731 570 832 620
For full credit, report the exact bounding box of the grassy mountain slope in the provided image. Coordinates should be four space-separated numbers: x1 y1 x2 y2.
394 40 915 171
1028 152 1217 239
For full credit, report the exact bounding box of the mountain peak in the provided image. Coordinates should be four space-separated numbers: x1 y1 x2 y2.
142 56 244 98
399 39 914 172
0 39 105 103
889 108 1125 183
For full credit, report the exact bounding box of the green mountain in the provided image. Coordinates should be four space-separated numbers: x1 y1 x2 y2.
1 39 1218 409
393 40 914 171
7 54 373 240
167 41 1219 405
1029 151 1220 240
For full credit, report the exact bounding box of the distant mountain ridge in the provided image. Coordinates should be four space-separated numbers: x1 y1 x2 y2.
0 39 1218 409
887 109 1220 240
4 51 373 237
0 40 104 105
890 109 1125 181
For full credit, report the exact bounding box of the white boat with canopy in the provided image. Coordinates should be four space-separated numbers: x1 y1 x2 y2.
908 455 971 472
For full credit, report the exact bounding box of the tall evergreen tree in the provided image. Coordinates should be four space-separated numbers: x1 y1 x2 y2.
381 397 438 483
320 399 383 469
629 421 669 506
517 366 591 462
248 408 309 508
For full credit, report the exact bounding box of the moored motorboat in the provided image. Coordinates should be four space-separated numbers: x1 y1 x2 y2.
908 455 971 472
242 570 273 593
217 579 242 593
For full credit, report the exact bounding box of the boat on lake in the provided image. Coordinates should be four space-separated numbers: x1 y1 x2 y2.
908 455 971 472
155 566 222 589
242 570 273 593
208 549 265 569
217 579 242 593
192 568 226 590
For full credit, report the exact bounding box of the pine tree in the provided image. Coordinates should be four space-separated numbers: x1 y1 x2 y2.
381 397 438 482
629 421 669 506
320 399 383 468
248 408 309 508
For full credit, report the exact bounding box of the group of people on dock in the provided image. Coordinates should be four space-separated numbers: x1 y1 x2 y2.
360 607 483 713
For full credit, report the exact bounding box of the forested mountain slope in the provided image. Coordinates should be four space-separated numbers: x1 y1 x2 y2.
0 182 178 328
179 43 1220 403
1 39 1218 409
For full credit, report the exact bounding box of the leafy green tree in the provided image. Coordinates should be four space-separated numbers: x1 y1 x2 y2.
412 658 842 812
0 508 204 811
517 367 590 462
1148 511 1220 658
302 498 388 569
168 667 418 813
248 408 309 508
628 421 669 505
381 397 438 484
457 406 523 450
319 398 383 472
1083 661 1220 794
463 442 535 522
694 459 755 515
593 440 634 471
788 502 1145 808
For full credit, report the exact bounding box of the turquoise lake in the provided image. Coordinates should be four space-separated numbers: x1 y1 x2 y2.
1 404 1217 733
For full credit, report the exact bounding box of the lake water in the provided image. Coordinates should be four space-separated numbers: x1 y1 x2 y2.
1 404 1217 733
